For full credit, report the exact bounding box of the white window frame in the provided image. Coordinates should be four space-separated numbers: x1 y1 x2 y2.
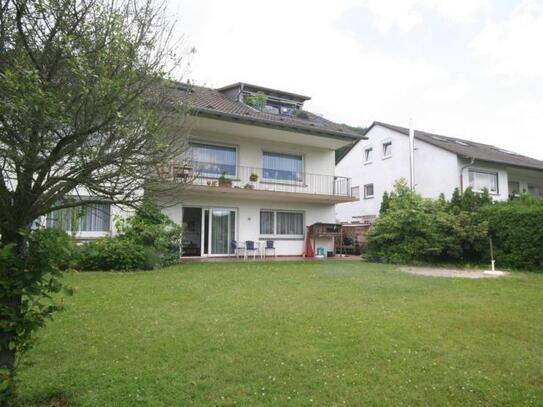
261 150 305 185
382 140 392 159
259 209 304 239
351 186 360 198
468 169 499 195
188 140 239 179
364 184 374 199
364 146 373 164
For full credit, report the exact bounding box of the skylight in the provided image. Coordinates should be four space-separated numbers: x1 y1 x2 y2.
431 135 447 141
454 140 470 146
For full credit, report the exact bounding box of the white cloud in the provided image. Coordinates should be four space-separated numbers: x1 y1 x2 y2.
470 0 543 79
170 0 543 160
358 0 490 33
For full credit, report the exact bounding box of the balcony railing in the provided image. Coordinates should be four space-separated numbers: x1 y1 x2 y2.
159 161 353 198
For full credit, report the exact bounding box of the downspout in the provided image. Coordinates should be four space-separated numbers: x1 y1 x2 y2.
409 118 415 190
459 157 475 193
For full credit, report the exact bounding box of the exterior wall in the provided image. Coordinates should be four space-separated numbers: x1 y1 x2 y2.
458 159 509 201
188 129 336 178
159 194 335 256
335 124 458 221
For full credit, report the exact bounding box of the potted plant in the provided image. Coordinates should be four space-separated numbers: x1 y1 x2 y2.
218 172 232 188
248 172 259 189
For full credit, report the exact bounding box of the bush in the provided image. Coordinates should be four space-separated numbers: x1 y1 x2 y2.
479 196 543 270
116 202 182 268
77 238 145 271
29 228 76 270
366 180 488 264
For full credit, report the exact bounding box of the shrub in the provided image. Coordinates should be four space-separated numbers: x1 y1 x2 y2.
29 228 76 270
77 238 145 271
479 196 543 270
116 202 182 268
366 180 488 264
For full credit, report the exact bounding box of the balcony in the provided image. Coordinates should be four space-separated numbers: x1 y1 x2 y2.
159 162 357 204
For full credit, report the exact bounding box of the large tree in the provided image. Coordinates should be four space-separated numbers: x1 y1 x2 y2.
0 0 190 401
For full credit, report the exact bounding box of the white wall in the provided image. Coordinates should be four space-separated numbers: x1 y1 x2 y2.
189 129 336 177
335 124 460 222
159 194 335 256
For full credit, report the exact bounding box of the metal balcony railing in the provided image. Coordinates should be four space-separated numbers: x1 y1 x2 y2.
160 161 353 197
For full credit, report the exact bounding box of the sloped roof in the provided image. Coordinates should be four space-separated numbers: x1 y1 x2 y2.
168 83 363 140
360 121 543 171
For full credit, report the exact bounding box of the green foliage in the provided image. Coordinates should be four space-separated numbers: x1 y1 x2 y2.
479 197 543 270
243 92 267 110
379 191 391 214
450 187 492 213
367 180 488 264
77 238 146 271
29 229 77 271
0 229 74 400
116 202 183 268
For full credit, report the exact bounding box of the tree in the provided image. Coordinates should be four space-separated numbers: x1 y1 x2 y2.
0 0 190 401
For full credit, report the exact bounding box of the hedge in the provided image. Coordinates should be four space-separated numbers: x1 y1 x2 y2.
479 199 543 271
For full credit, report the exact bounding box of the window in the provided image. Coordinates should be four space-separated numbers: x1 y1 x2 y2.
46 203 111 232
260 210 304 236
364 147 373 163
382 142 392 158
189 142 237 177
468 170 498 194
263 152 303 182
351 186 360 198
364 184 374 199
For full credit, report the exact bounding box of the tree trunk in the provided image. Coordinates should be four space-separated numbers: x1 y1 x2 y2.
0 229 28 405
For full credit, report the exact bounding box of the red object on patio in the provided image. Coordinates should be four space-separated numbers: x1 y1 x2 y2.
304 230 314 257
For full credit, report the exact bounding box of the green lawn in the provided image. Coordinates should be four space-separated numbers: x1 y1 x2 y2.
16 261 543 406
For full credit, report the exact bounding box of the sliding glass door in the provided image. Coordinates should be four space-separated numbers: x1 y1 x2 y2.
199 208 236 256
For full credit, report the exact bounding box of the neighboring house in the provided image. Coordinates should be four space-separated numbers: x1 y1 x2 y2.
151 82 362 257
336 121 543 222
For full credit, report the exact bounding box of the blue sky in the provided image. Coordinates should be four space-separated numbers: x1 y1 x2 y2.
172 0 543 159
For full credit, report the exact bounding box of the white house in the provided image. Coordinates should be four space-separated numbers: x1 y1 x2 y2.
335 121 543 222
45 83 362 256
153 82 362 257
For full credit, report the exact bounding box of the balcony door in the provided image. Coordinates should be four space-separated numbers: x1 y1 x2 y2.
201 208 237 256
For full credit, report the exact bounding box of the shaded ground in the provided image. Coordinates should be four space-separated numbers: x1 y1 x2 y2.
399 266 509 279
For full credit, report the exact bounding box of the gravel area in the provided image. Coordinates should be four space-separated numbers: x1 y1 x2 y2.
399 266 509 279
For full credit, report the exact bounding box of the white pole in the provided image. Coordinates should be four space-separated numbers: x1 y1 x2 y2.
409 118 415 190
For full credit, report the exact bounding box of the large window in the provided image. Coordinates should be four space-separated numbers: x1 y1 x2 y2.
262 152 303 182
468 170 498 194
189 142 237 177
46 203 111 232
260 210 304 236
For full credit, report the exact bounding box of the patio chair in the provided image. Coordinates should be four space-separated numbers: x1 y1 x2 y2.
245 240 258 260
264 240 276 258
231 240 245 259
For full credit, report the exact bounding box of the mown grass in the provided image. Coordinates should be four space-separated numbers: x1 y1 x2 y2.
15 261 543 406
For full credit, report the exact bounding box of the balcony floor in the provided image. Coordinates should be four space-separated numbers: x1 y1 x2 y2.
184 184 357 204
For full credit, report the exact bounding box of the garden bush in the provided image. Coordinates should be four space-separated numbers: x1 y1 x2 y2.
29 228 77 270
366 180 488 264
77 238 145 271
116 202 183 268
479 196 543 271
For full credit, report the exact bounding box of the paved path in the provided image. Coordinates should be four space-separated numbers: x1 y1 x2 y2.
399 266 509 279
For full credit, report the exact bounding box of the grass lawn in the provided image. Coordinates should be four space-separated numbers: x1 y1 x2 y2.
16 261 543 406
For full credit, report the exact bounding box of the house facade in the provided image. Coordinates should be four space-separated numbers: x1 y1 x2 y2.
153 82 362 257
336 121 543 222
